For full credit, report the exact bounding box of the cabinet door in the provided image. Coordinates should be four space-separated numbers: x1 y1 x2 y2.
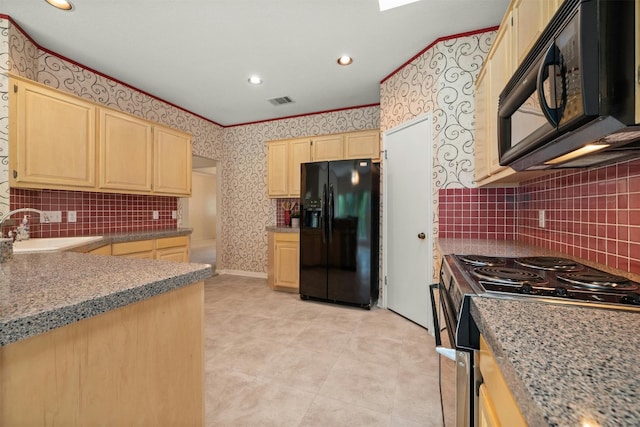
475 67 490 182
154 125 192 196
478 384 500 427
156 235 190 262
274 233 300 291
312 135 343 161
88 245 111 255
10 77 96 189
513 0 547 65
98 108 153 192
112 239 155 257
487 19 512 175
267 141 289 197
479 335 527 426
344 130 380 161
288 139 311 197
156 246 189 262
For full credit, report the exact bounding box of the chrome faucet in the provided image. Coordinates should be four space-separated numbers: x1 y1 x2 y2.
0 208 50 239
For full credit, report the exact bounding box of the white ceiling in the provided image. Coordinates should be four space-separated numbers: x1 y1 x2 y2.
1 0 508 126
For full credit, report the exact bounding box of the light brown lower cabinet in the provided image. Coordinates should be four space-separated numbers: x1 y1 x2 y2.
110 235 190 262
0 281 205 426
268 231 300 293
478 335 527 426
88 244 111 255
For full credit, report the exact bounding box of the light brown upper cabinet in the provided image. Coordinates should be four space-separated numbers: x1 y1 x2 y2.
153 124 192 196
267 129 380 198
474 66 490 182
99 108 153 192
288 138 312 197
344 129 380 161
10 76 96 190
311 134 343 161
267 137 312 198
9 75 192 196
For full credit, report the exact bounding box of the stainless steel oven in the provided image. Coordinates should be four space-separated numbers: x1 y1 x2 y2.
429 256 480 427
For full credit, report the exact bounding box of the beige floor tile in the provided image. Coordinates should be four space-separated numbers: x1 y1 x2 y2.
203 275 453 426
318 356 399 414
207 377 314 427
300 395 391 427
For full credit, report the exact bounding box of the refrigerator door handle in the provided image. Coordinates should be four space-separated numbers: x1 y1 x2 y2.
328 184 334 243
321 184 327 244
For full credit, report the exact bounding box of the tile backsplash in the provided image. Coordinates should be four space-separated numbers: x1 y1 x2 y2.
439 187 516 240
517 160 640 274
439 159 640 275
8 188 177 238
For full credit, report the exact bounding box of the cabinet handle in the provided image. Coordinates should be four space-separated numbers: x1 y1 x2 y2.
13 170 17 179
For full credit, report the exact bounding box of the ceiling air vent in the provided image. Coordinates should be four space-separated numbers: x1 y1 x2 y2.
268 96 295 106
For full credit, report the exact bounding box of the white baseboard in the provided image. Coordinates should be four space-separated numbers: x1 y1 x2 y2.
216 269 268 279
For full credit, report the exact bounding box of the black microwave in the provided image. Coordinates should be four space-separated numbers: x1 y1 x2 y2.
498 0 640 171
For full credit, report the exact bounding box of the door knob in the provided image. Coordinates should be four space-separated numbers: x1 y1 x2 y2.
418 232 426 239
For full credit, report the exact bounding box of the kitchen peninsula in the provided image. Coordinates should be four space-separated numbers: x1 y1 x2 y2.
0 248 212 425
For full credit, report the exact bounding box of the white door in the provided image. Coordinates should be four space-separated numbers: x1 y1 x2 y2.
383 114 434 331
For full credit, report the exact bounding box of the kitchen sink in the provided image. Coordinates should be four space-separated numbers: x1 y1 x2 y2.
12 236 104 254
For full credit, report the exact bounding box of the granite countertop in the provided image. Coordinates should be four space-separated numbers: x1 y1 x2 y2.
266 226 300 233
0 228 212 347
472 297 640 427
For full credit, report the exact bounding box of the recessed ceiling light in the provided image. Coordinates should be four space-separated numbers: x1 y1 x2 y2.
45 0 73 10
378 0 420 11
337 55 353 66
248 75 263 85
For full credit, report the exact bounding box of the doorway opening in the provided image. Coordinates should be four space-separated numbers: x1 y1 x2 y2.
182 155 219 269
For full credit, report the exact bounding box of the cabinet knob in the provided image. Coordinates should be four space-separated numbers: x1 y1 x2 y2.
418 232 426 239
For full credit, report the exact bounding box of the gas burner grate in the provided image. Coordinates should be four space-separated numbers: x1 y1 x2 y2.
458 255 506 267
557 272 639 291
515 257 582 271
472 267 547 285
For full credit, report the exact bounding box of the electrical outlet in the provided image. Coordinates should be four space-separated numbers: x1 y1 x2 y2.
152 211 159 220
538 210 546 228
171 210 177 220
41 211 62 223
68 211 77 223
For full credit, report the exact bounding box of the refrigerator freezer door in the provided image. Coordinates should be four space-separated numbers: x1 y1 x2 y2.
300 161 328 299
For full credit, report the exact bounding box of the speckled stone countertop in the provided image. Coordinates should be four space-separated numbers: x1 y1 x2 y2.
266 226 300 233
472 297 640 427
0 230 212 347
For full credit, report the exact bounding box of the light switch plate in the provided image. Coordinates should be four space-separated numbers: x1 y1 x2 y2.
152 211 159 220
68 211 77 223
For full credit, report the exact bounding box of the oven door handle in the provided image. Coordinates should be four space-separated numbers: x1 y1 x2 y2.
429 283 456 361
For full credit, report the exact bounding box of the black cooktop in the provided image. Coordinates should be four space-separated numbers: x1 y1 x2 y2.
454 255 640 307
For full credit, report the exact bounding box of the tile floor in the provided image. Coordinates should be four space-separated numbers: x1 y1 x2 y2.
204 275 455 426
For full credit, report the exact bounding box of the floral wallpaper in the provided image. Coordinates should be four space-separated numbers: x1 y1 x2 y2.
380 29 496 280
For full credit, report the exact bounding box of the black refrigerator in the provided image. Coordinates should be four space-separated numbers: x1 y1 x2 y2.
299 159 380 309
